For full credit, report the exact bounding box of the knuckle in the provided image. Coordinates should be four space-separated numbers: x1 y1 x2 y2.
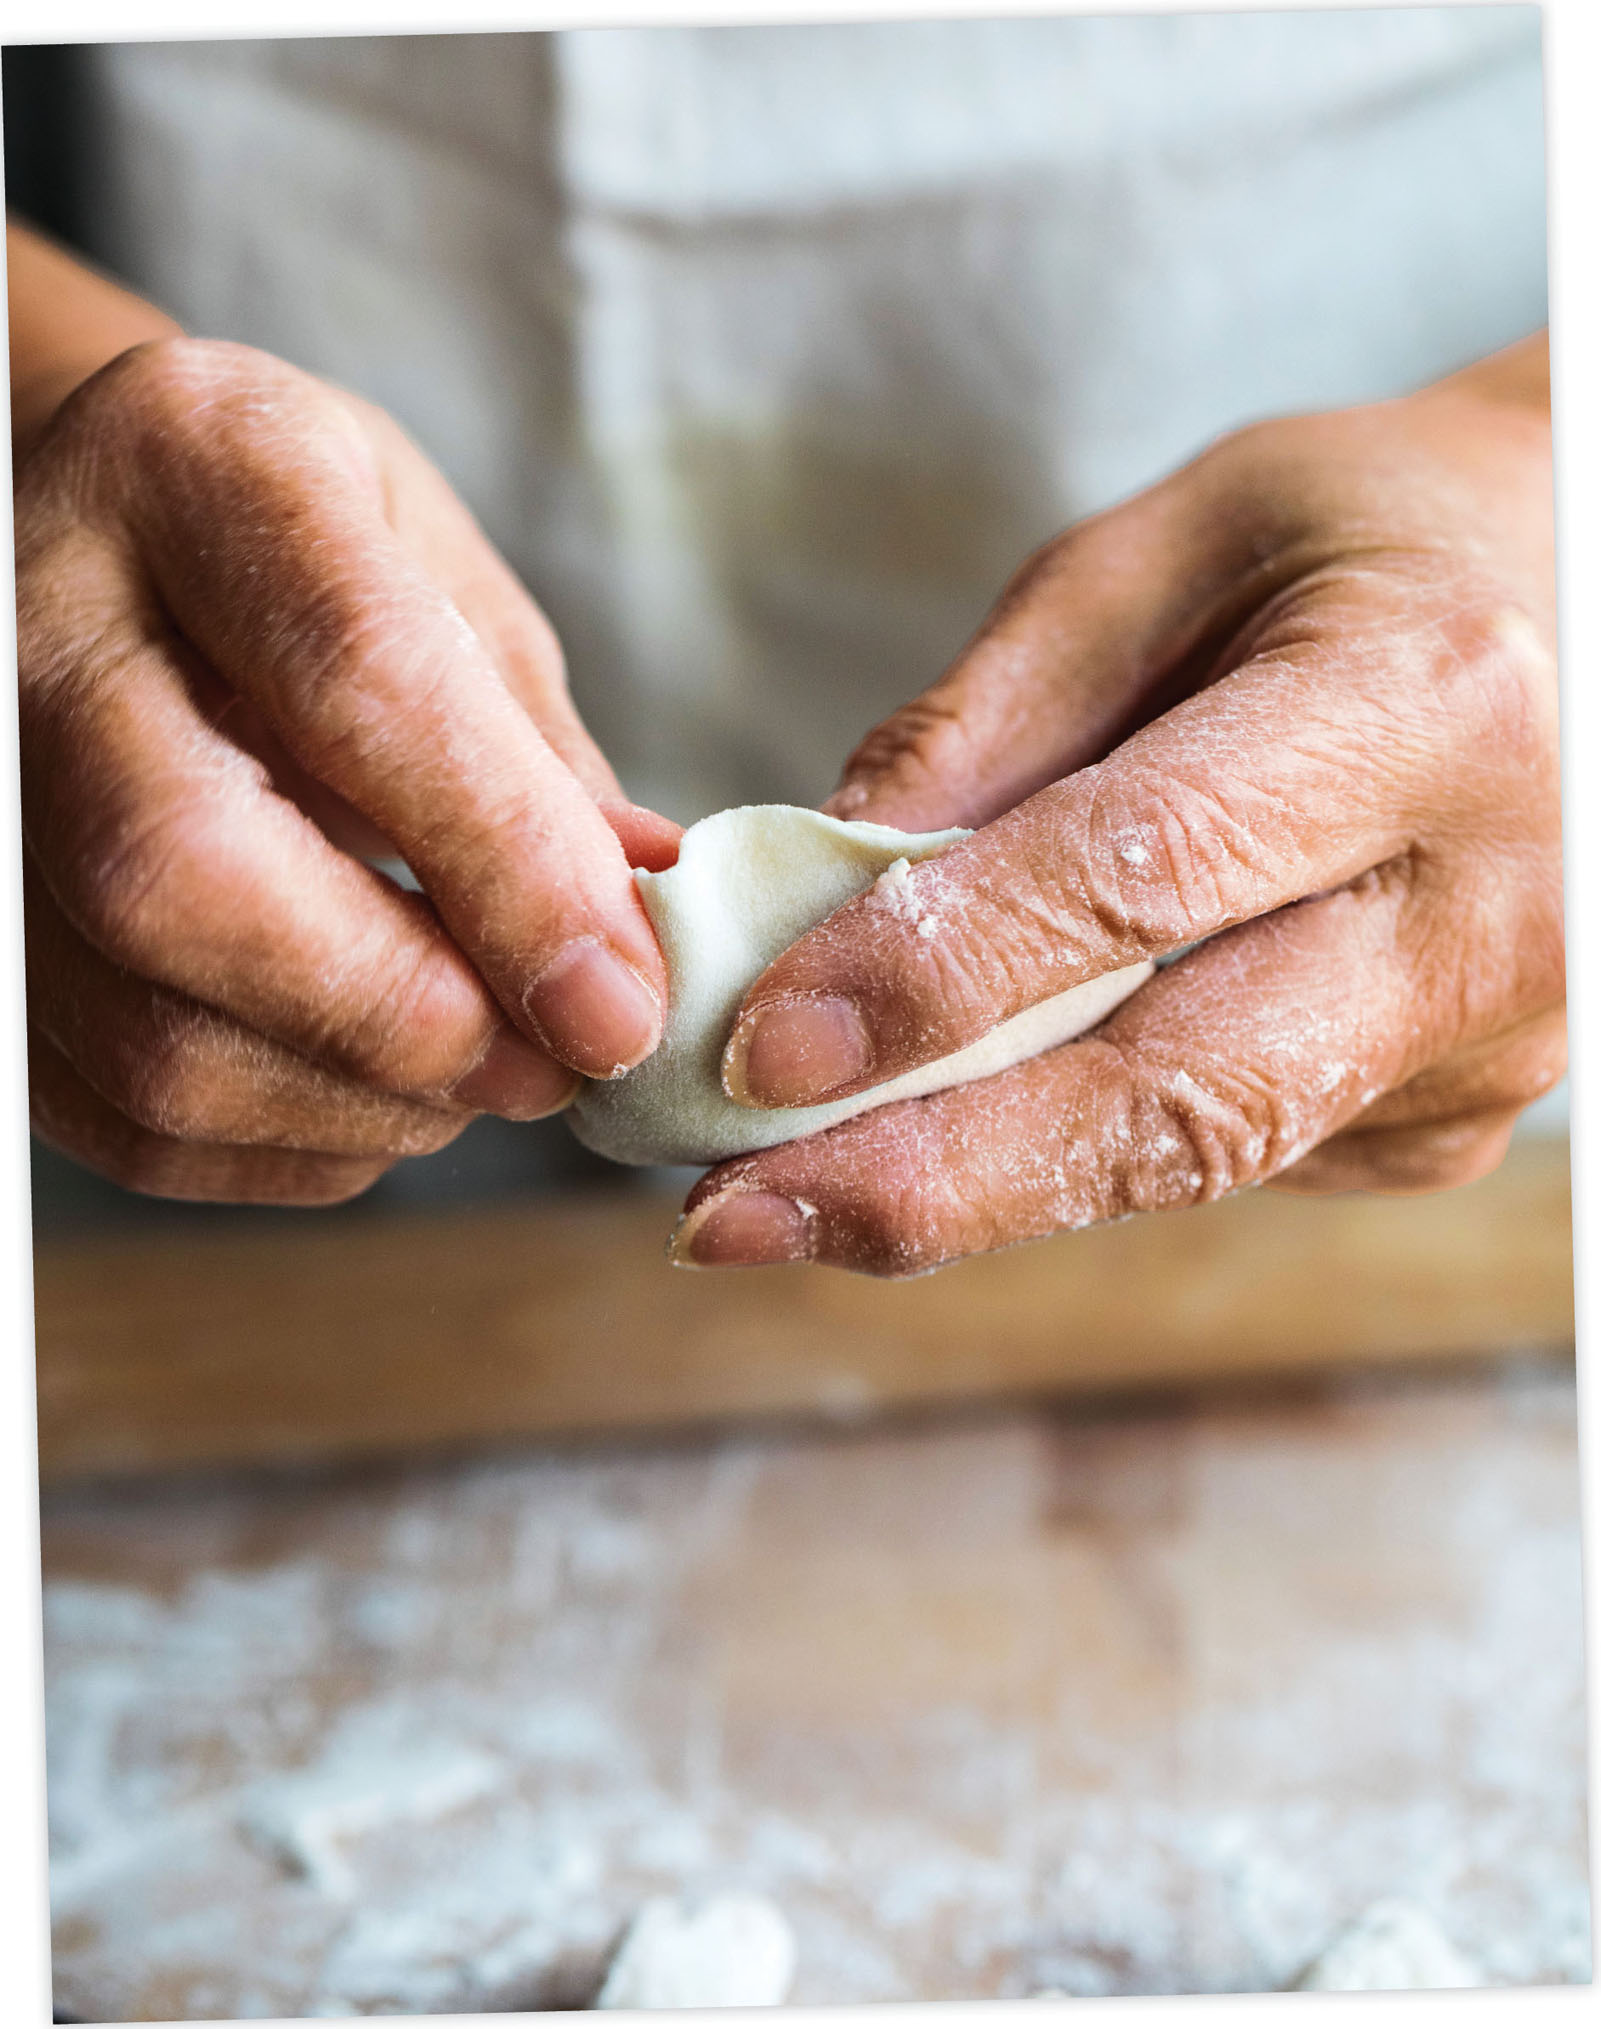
64 801 222 974
117 335 236 422
798 864 1004 1056
1262 1158 1343 1198
1124 1055 1299 1207
994 522 1107 615
1183 414 1297 497
266 586 401 748
21 336 325 527
108 1019 227 1142
1083 773 1276 948
65 337 276 476
60 337 372 552
11 531 125 712
274 592 463 787
1424 594 1559 777
848 1188 949 1277
110 336 304 442
893 905 1027 1042
839 1126 991 1277
842 693 977 797
752 1118 973 1278
996 529 1068 604
77 989 275 1148
1207 413 1283 465
314 935 485 1094
314 957 420 1082
864 841 1093 1047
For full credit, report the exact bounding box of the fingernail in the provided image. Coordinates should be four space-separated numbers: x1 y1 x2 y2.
449 1028 579 1119
670 1190 816 1269
724 996 873 1108
524 939 662 1077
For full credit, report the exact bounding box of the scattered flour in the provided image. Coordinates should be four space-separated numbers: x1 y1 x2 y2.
239 1702 503 1897
40 1369 1590 2017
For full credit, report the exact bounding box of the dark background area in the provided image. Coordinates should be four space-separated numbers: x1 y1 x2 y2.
4 45 95 250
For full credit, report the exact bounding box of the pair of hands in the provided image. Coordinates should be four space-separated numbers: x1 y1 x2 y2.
15 318 1562 1274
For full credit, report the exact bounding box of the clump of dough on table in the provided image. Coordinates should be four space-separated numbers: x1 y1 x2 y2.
596 1893 797 2009
1295 1899 1482 1992
570 805 1153 1166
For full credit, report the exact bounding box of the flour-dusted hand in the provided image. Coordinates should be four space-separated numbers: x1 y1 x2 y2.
678 336 1563 1273
12 225 678 1203
569 805 1151 1167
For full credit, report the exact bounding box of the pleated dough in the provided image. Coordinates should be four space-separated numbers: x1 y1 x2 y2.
568 804 1152 1166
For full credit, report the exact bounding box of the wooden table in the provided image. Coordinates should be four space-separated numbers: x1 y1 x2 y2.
43 1381 1589 2014
38 1147 1588 2016
34 1143 1575 1481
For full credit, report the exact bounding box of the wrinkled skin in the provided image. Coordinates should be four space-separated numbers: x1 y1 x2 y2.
16 336 681 1203
677 347 1564 1274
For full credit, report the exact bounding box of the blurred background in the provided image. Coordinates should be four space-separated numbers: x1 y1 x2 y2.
6 11 1586 2018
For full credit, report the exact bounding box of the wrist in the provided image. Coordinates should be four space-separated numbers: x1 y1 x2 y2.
12 353 148 459
8 219 181 462
1420 330 1550 417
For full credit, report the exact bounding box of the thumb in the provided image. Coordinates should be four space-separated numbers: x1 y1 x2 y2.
824 460 1258 833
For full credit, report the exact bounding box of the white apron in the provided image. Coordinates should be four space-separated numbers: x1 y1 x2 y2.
82 8 1547 821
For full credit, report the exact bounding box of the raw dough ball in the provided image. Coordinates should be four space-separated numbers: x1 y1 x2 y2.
569 805 1152 1165
596 1893 797 2009
1295 1899 1481 1992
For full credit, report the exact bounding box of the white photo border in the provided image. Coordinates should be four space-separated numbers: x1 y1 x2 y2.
1 2 1593 2023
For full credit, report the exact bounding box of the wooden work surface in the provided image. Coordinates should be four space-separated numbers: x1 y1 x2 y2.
44 1355 1589 2017
34 1141 1575 1482
36 1142 1587 2014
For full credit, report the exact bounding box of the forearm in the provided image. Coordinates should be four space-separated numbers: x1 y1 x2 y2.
7 217 180 457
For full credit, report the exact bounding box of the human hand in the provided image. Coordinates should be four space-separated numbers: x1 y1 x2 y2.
675 338 1562 1273
16 334 679 1202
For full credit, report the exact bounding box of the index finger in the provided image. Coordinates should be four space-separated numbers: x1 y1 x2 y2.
113 342 668 1079
677 863 1444 1275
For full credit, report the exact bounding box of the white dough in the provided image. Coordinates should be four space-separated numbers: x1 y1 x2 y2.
595 1893 797 2009
1295 1899 1481 1992
569 805 1153 1166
